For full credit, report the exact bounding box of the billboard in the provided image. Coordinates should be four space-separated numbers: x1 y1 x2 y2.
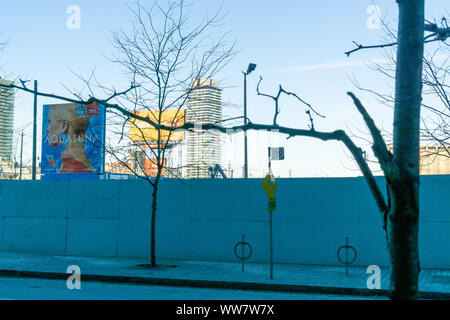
130 110 185 145
41 102 106 175
145 158 167 177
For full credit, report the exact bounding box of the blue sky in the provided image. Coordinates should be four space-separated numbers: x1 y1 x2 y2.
1 0 449 177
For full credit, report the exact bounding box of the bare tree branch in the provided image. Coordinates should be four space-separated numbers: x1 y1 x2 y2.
345 21 450 57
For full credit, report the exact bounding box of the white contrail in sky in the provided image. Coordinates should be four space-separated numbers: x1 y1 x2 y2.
270 58 389 73
270 53 448 73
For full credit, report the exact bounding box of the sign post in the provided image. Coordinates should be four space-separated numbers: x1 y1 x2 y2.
262 147 284 280
269 200 274 280
262 172 277 280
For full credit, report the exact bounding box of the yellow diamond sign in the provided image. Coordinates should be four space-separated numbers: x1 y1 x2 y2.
262 173 277 198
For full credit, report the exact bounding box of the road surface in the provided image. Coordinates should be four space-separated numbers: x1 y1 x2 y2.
0 276 386 300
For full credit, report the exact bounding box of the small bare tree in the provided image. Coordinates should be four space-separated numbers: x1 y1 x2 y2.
74 0 235 267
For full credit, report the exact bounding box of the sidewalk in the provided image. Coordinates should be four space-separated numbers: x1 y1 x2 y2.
0 252 449 299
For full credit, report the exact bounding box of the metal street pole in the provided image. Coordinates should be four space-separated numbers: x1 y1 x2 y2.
269 208 273 280
32 80 37 180
242 63 256 179
268 148 272 173
243 72 248 178
19 131 24 180
268 149 273 280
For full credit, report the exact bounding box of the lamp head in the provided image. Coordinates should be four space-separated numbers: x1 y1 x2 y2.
246 63 257 75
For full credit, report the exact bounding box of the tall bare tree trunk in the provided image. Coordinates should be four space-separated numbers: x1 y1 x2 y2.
151 185 158 267
387 0 424 300
387 181 421 299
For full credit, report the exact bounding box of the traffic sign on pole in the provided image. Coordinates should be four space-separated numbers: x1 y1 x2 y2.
268 147 285 160
262 172 277 280
262 173 277 198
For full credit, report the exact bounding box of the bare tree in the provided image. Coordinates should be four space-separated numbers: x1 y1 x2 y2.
338 0 448 299
68 0 235 267
348 12 449 298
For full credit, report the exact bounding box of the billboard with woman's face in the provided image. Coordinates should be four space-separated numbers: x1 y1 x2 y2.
41 102 106 175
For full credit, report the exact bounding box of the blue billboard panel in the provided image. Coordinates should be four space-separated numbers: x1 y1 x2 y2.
41 102 105 175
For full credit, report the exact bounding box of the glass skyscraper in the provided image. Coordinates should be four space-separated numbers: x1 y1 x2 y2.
186 79 222 178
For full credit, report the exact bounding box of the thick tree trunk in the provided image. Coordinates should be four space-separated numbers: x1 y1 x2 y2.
151 185 158 267
387 179 420 299
387 0 424 300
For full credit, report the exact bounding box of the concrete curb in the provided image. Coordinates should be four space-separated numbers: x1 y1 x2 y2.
0 269 448 300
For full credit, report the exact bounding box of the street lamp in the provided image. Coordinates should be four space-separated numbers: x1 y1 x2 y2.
243 63 256 179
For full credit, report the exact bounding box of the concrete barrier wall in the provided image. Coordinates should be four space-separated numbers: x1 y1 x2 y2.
0 176 448 268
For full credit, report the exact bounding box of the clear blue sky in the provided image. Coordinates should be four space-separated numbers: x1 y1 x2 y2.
1 0 448 177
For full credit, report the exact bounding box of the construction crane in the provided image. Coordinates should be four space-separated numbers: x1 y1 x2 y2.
208 164 227 179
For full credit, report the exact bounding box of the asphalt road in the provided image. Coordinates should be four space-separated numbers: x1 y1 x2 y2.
0 276 386 300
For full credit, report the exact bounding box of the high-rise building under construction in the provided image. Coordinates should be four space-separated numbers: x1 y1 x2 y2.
186 79 222 178
0 78 14 163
